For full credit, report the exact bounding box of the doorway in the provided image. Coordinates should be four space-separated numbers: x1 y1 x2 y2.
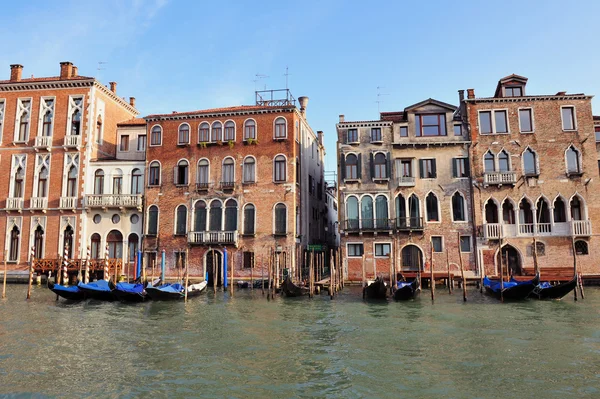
497 245 522 276
206 250 223 287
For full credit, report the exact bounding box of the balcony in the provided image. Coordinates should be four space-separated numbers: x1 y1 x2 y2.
396 176 416 187
6 197 24 211
188 231 238 246
34 136 52 150
395 217 424 232
571 220 591 236
482 220 592 239
343 218 420 233
30 197 48 210
220 181 235 191
195 182 209 192
60 197 78 209
483 223 501 239
85 194 142 209
63 135 81 148
483 172 517 185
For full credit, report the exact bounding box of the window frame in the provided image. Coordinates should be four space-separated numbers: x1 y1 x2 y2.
175 159 189 186
370 127 382 143
243 119 256 141
147 205 159 236
273 154 287 183
478 109 510 135
178 123 191 145
451 191 468 223
136 134 147 152
420 158 437 179
0 99 5 145
347 129 359 144
522 147 539 177
560 106 577 132
223 120 236 142
211 121 223 142
273 117 287 140
242 156 257 184
374 242 392 258
174 204 188 236
415 113 447 137
242 203 256 236
14 97 32 143
119 135 130 152
453 157 470 179
518 107 534 133
149 125 163 147
221 157 235 185
148 160 162 187
273 203 287 235
66 95 84 138
37 96 56 138
504 86 523 97
425 192 441 223
565 145 582 176
347 242 364 257
459 235 472 253
431 236 444 253
198 122 210 143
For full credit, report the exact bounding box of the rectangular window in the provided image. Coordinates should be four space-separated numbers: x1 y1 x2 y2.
395 159 413 178
347 243 364 257
431 237 443 253
453 158 470 178
137 134 146 151
347 129 358 143
505 86 522 97
494 110 508 133
479 110 509 134
415 114 446 136
149 166 160 186
119 135 129 151
419 159 437 179
16 99 31 142
174 251 186 268
519 109 533 133
375 243 391 257
562 107 575 130
113 177 123 194
399 126 408 137
371 128 382 142
150 128 161 146
595 127 600 142
479 111 492 134
243 251 255 268
460 236 472 252
453 124 462 136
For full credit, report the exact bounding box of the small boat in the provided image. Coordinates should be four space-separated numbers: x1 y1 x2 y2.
146 281 207 300
78 280 115 301
48 281 86 301
281 276 309 297
529 275 578 300
363 277 388 300
112 282 146 302
236 281 250 289
393 279 420 301
483 274 539 301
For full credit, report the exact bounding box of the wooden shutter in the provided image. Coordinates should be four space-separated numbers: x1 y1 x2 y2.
386 152 392 178
431 159 437 178
173 166 178 184
369 153 374 180
419 159 424 178
465 158 470 177
357 154 362 179
452 158 458 178
340 154 346 180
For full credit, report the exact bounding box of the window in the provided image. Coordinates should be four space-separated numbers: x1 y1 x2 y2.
198 122 210 143
243 204 256 235
479 110 508 134
224 121 235 141
523 148 538 176
505 86 522 97
128 234 139 263
178 124 190 144
498 150 510 172
566 146 581 174
211 122 222 142
371 128 382 142
131 169 143 194
346 196 359 230
243 251 255 269
193 201 207 231
71 110 81 136
274 117 286 139
375 243 391 257
137 135 146 151
244 120 256 140
210 200 223 231
453 158 470 178
502 200 515 224
419 159 436 178
453 124 462 136
112 171 123 194
150 126 162 146
119 135 129 151
494 110 508 133
37 166 49 197
225 199 238 231
399 126 408 137
347 129 358 143
106 230 122 259
96 115 102 142
373 153 387 179
519 109 533 132
0 100 4 142
562 107 576 130
33 226 44 259
148 161 161 186
527 242 546 257
553 197 566 223
40 99 54 137
345 154 359 179
595 126 600 142
222 158 234 184
112 214 120 224
415 114 446 136
175 160 189 185
460 236 471 252
274 155 286 182
396 158 413 178
575 240 588 255
13 167 24 197
274 203 287 234
197 159 209 186
426 193 439 222
9 226 20 262
570 196 583 221
375 195 389 228
66 166 78 197
431 237 443 253
347 243 364 257
130 214 139 224
175 205 187 235
479 111 492 134
16 99 31 142
452 192 467 222
147 205 159 235
243 157 256 183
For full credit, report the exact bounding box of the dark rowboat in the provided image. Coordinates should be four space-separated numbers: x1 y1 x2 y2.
528 275 577 300
48 281 86 301
78 280 115 301
281 276 309 297
483 274 539 301
112 282 146 302
363 277 388 300
393 279 420 301
146 281 207 301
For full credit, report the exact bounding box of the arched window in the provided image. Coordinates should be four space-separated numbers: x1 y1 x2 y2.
523 148 538 176
519 199 533 224
566 146 581 174
42 109 53 137
408 194 421 227
150 125 162 146
197 159 209 186
224 121 235 141
346 196 359 230
484 151 495 173
209 200 223 231
274 155 286 182
66 166 78 197
18 103 30 141
426 193 439 222
575 240 589 255
71 109 81 136
90 233 101 259
198 122 210 143
537 198 551 224
128 233 139 263
274 117 287 139
131 168 143 195
361 196 374 229
13 167 24 198
9 225 20 262
498 150 510 172
63 226 74 259
375 195 389 228
178 123 190 144
148 161 161 186
485 199 499 223
243 204 256 235
452 192 466 222
107 230 123 259
211 121 222 142
345 154 358 179
395 194 406 228
94 170 104 195
222 158 234 184
112 169 123 195
33 226 44 259
175 160 189 185
502 200 515 224
274 203 287 234
570 196 583 221
225 199 238 231
37 166 49 198
244 119 256 140
373 153 387 179
243 157 256 183
194 201 207 231
553 197 567 223
147 205 159 235
175 205 187 235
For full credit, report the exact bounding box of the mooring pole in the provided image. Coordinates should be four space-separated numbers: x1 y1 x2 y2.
572 237 578 301
457 232 467 302
430 239 435 302
445 244 452 295
2 251 7 299
184 248 189 303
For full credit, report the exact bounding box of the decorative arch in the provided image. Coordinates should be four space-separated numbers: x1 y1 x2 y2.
243 203 256 235
177 122 190 144
273 154 287 182
553 194 568 223
198 122 210 143
211 121 223 142
150 124 162 146
274 116 287 139
243 118 257 140
569 193 587 220
565 145 582 174
400 244 424 271
197 158 210 185
497 149 511 172
522 146 539 176
484 197 500 223
496 243 523 276
147 205 159 235
425 191 440 222
451 191 467 222
175 204 188 235
243 155 257 183
360 195 374 229
224 120 236 141
222 156 235 183
346 195 359 230
502 197 516 224
225 198 238 231
273 202 288 234
193 200 207 231
209 199 223 231
483 150 496 173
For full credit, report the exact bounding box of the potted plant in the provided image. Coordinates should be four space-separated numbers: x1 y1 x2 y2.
228 140 235 149
198 141 207 148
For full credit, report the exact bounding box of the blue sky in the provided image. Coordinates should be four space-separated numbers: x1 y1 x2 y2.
2 0 599 172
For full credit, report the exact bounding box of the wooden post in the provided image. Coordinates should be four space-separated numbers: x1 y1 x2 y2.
499 241 505 303
572 237 578 301
151 258 155 284
230 251 234 296
330 250 334 299
361 252 366 288
457 232 467 302
310 250 315 299
250 252 254 290
261 254 265 295
142 252 146 284
126 258 130 283
388 247 393 295
578 272 585 299
213 249 217 292
445 244 452 295
430 239 435 302
27 246 35 300
532 237 539 278
2 251 7 299
479 248 484 294
184 248 189 302
85 246 91 284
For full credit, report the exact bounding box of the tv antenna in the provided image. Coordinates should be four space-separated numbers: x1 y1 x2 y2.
97 61 108 71
376 86 390 113
253 73 269 91
284 66 291 90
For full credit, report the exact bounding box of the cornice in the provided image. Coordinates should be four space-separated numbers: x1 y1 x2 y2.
0 79 94 91
145 107 294 122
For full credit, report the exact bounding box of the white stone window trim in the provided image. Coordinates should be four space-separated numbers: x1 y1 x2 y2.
517 107 535 134
419 157 437 180
66 95 85 138
9 154 27 199
453 156 470 180
37 96 56 138
273 116 288 140
424 191 442 224
198 122 211 143
373 241 392 258
272 153 288 183
459 235 472 253
5 216 23 263
272 202 288 235
211 120 223 143
146 205 160 235
394 157 416 179
451 191 469 223
33 154 51 199
477 108 510 135
58 216 76 259
149 124 163 147
242 202 257 235
564 144 583 175
223 119 237 142
61 153 79 197
243 118 257 141
222 156 236 183
28 216 47 261
177 122 191 145
0 98 5 145
560 105 577 132
148 160 162 186
173 204 188 235
521 146 540 176
346 241 364 258
242 155 257 184
14 97 32 143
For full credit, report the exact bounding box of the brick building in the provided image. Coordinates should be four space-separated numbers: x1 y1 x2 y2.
142 90 326 282
337 98 474 283
467 75 600 276
0 62 137 273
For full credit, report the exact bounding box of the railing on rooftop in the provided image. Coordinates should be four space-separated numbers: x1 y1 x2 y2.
255 89 296 107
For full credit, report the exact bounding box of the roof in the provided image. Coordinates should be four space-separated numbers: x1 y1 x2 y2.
118 117 146 127
404 98 457 112
0 75 93 84
145 104 294 119
467 93 591 102
380 111 405 122
494 74 528 97
593 115 600 121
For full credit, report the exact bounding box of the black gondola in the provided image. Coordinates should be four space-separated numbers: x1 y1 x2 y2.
48 281 86 301
112 282 147 302
529 275 578 300
77 280 116 301
145 282 207 301
393 279 420 301
363 277 388 300
483 274 539 301
281 276 309 297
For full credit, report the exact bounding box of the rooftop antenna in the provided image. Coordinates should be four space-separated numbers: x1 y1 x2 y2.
253 73 269 91
284 66 291 90
97 61 108 71
376 86 389 113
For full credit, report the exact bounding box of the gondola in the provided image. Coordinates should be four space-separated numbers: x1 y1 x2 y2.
281 276 309 297
48 281 86 301
483 274 539 301
363 277 388 300
528 275 578 300
112 282 146 302
77 280 115 301
145 281 207 301
393 279 420 301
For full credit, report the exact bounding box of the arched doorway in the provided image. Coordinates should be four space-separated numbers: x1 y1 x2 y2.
206 249 223 287
401 244 423 272
497 244 522 276
107 230 123 259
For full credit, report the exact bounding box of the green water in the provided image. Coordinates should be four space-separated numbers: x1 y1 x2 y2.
0 284 599 398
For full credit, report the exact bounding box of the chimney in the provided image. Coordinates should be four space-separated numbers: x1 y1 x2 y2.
556 91 566 96
59 61 73 79
10 64 23 82
458 89 465 102
129 97 136 107
109 82 117 93
298 96 309 115
317 130 323 145
72 66 78 77
339 114 345 123
467 89 475 99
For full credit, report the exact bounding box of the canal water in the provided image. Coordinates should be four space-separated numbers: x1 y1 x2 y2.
0 284 599 398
